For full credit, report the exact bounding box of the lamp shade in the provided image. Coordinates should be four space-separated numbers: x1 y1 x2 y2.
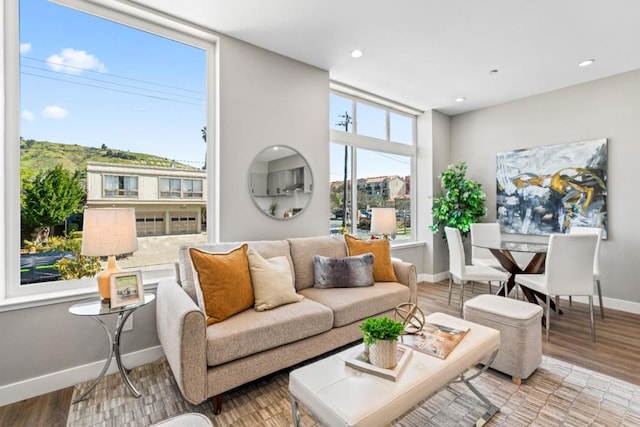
371 208 397 235
81 208 138 256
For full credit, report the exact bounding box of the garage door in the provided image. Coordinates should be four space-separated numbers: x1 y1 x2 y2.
136 212 165 236
170 212 197 234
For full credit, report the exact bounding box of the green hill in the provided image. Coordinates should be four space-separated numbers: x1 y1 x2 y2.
20 139 198 174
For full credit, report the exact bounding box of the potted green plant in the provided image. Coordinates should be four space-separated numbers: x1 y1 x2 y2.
430 161 486 239
359 316 405 369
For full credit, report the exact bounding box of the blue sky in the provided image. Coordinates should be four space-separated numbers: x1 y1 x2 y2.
19 0 207 168
19 0 412 177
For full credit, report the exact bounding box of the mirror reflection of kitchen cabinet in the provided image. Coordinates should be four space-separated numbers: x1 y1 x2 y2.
250 172 268 196
248 146 313 220
268 170 293 196
303 166 312 193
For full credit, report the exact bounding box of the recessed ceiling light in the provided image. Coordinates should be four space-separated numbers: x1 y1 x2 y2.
351 49 363 58
456 97 466 103
578 59 595 67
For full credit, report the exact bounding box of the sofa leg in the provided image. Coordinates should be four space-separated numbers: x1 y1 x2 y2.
512 376 522 385
211 394 223 415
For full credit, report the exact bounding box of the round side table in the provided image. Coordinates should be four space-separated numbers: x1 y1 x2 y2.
69 293 155 403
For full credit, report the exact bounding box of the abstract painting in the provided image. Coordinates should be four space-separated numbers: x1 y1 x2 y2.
496 138 607 238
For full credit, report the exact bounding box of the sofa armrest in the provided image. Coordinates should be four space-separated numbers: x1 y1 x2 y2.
392 258 417 305
156 278 207 404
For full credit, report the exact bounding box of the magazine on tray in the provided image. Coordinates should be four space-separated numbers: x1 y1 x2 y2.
345 344 412 381
400 323 470 359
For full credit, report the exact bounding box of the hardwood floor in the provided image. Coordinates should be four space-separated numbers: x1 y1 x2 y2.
417 280 640 386
0 387 73 427
1 280 639 426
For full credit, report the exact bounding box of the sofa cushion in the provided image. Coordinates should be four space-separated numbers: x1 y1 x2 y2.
189 245 254 325
313 253 374 289
344 234 398 282
205 298 334 366
288 236 347 291
247 248 304 311
178 240 292 303
300 282 410 327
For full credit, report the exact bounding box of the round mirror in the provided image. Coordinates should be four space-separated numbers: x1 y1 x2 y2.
248 145 313 220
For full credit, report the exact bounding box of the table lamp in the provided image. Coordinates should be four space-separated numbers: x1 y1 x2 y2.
81 208 138 301
371 208 397 239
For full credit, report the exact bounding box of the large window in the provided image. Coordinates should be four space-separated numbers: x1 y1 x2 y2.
4 0 216 299
329 89 417 241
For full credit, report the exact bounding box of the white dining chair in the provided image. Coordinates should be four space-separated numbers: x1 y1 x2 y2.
569 226 604 319
445 227 510 315
470 223 504 270
515 234 598 342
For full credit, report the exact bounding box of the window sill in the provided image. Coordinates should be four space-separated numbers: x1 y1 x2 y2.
390 240 425 249
0 267 174 313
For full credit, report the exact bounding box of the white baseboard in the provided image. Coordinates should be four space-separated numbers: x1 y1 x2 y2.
420 272 640 316
559 295 640 315
418 272 449 283
0 345 165 407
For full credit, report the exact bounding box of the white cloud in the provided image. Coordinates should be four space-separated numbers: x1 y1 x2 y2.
20 43 32 54
22 110 35 121
46 48 106 75
41 105 69 119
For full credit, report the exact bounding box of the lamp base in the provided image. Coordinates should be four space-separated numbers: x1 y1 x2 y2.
97 255 121 301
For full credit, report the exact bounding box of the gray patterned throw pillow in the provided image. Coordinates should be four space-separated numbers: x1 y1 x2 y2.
313 253 375 288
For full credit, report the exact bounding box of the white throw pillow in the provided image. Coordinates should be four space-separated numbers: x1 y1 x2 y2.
247 248 304 311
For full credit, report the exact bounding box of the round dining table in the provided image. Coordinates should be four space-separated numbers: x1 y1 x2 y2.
471 241 561 314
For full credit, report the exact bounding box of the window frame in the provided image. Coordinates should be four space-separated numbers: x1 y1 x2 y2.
159 177 204 199
1 0 218 304
104 174 139 198
329 85 418 243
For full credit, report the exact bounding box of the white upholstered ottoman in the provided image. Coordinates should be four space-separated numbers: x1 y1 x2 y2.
289 312 500 427
463 294 542 385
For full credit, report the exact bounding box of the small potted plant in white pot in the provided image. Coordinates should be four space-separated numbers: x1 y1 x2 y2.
359 316 405 369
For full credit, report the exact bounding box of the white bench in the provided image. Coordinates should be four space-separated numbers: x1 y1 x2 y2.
289 312 500 427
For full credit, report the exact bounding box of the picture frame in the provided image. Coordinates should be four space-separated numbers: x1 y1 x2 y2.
109 271 144 308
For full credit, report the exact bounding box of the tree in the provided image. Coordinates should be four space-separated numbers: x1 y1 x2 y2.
430 161 486 239
21 165 85 243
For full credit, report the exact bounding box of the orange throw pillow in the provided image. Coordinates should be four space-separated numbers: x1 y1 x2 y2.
344 234 398 282
189 245 254 325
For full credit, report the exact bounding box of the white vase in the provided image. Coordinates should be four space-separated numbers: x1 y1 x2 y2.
369 340 397 369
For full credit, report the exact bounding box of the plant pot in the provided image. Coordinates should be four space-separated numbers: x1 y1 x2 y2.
368 340 398 369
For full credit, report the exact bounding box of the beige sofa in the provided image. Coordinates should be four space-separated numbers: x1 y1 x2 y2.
156 235 417 413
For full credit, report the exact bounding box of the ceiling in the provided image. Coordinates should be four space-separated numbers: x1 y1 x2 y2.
130 0 640 115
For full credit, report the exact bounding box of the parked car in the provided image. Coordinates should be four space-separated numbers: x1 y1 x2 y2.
332 208 350 219
396 211 411 222
20 251 76 284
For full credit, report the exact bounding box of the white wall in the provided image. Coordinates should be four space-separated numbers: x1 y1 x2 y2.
217 36 329 241
450 69 640 304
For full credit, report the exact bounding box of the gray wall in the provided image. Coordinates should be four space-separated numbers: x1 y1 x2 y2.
450 68 640 303
0 296 158 387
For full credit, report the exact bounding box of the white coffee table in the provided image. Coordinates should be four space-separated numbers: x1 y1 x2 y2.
289 312 500 427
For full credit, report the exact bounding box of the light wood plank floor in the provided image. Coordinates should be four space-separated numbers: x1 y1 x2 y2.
1 280 639 427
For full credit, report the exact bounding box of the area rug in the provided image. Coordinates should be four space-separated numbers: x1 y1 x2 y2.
67 355 640 427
